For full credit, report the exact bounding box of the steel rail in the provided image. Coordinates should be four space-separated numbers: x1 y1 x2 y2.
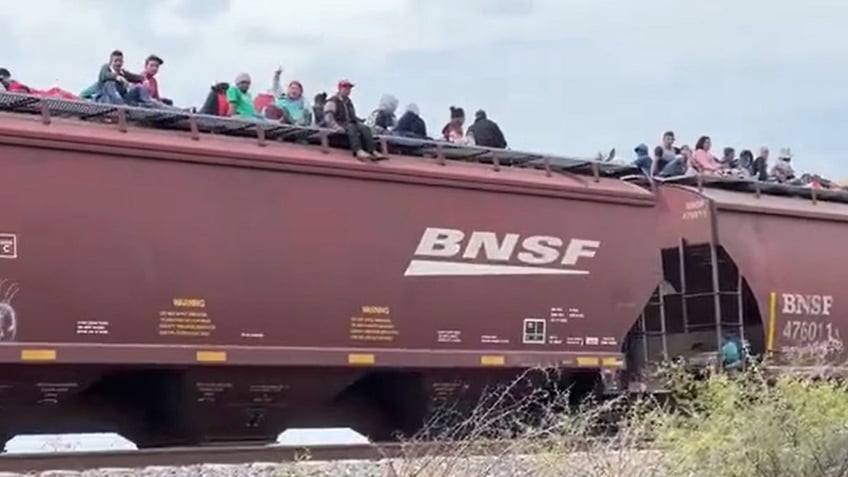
0 437 652 473
0 440 515 473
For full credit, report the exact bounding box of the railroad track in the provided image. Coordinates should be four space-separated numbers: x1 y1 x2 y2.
0 436 654 473
0 441 510 473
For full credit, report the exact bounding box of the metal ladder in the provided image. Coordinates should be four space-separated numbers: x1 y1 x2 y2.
680 239 746 368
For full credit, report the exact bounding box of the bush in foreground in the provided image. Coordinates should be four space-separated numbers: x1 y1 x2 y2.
281 362 848 476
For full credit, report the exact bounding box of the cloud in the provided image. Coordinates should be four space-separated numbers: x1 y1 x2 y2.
1 0 845 176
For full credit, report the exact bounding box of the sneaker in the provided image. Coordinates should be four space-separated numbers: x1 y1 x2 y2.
370 151 386 160
355 149 372 160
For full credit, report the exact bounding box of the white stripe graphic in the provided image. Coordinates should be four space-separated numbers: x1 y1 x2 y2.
403 259 590 277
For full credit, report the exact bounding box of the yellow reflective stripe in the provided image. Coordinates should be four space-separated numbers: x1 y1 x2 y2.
196 351 227 363
480 355 505 366
348 353 375 365
20 349 56 361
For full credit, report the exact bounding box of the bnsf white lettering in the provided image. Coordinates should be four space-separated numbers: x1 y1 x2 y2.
782 293 833 316
561 239 600 266
414 228 464 257
517 236 562 264
462 232 519 261
413 227 599 266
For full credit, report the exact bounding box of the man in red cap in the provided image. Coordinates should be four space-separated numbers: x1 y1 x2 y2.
323 79 383 160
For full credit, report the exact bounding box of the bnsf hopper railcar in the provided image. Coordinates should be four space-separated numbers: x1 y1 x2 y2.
626 176 847 387
0 93 843 448
0 93 661 447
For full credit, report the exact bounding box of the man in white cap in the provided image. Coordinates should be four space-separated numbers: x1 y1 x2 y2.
226 72 260 118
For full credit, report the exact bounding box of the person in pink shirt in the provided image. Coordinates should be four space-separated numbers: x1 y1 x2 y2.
692 136 722 173
140 54 176 108
141 55 162 100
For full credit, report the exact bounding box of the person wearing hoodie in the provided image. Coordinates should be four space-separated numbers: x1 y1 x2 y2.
770 148 796 182
633 143 652 175
466 110 507 149
394 103 428 139
367 94 399 134
271 67 312 126
313 92 328 127
199 82 230 116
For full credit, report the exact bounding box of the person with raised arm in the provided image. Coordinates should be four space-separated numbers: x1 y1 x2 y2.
270 67 312 126
323 79 383 160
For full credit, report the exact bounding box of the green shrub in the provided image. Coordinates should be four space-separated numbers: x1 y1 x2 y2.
654 361 848 477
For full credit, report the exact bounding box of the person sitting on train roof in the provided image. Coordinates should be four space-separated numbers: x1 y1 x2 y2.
0 68 32 94
324 79 384 160
467 110 507 149
270 67 312 126
313 92 328 127
633 143 652 175
139 54 174 106
691 136 723 173
367 94 399 134
199 82 230 116
394 103 429 139
770 147 796 183
737 149 754 176
720 146 736 168
657 145 693 178
94 50 158 108
653 130 680 177
751 146 770 181
441 106 472 145
226 73 262 119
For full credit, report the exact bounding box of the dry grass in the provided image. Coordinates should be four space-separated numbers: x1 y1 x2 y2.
277 352 848 477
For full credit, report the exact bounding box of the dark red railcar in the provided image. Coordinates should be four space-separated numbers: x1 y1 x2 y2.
623 176 848 392
0 93 662 446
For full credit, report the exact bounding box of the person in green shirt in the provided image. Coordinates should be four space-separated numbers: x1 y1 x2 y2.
720 332 743 371
226 73 261 119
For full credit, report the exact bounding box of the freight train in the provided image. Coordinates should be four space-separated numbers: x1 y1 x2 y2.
0 92 841 448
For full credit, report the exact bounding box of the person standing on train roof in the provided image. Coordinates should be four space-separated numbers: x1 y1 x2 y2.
467 110 507 149
270 67 312 126
226 73 262 119
323 79 384 160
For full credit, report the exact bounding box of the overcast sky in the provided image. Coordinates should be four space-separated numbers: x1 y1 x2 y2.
2 0 846 177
